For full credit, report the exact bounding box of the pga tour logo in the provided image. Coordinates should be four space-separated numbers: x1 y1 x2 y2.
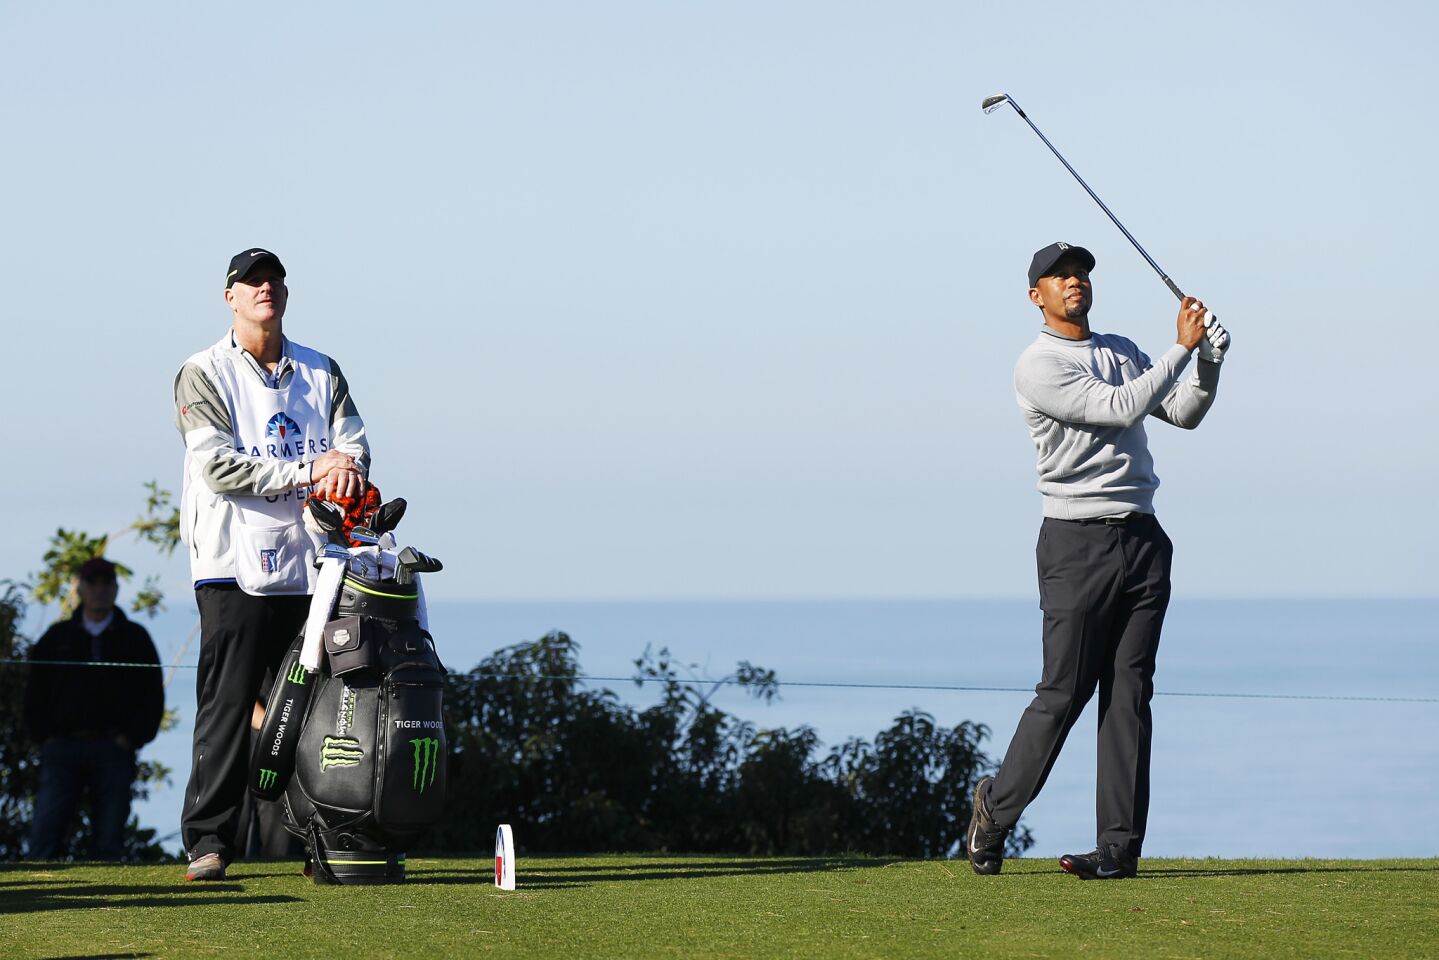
259 548 280 574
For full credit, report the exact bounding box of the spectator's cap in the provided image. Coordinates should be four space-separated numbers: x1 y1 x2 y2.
78 557 117 582
226 248 286 288
1028 242 1095 288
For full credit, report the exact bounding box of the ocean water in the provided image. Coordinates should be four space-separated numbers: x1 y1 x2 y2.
133 597 1437 859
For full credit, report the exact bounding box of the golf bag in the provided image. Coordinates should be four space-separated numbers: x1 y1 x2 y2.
250 495 447 885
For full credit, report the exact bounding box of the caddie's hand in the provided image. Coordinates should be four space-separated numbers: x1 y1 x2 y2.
309 450 361 484
313 467 366 501
1196 312 1230 364
1177 297 1207 351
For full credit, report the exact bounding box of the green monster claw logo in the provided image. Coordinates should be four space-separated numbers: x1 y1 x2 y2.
320 736 364 770
411 737 440 793
257 768 277 790
286 661 306 685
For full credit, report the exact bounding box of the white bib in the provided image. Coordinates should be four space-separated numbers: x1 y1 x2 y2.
207 340 334 595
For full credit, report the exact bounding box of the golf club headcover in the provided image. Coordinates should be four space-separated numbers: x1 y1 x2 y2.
1197 312 1230 364
304 499 346 541
306 483 383 547
250 641 316 802
372 498 408 536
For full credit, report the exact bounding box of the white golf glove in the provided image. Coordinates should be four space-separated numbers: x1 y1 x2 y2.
1196 312 1230 364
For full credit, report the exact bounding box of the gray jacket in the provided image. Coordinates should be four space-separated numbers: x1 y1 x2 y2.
1014 330 1220 520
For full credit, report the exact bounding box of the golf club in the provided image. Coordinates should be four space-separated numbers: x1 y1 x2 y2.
981 93 1204 311
371 497 408 536
395 546 443 586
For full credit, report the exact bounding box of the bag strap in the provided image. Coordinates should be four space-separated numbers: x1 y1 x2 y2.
307 821 341 885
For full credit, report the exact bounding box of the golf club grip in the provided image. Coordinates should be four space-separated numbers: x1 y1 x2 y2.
1172 279 1221 327
1167 277 1224 330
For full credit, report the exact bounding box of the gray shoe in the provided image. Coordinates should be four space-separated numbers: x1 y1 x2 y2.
185 852 226 881
967 776 1007 875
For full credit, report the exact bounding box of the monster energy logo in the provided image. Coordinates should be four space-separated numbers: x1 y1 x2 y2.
320 736 364 770
257 768 277 790
286 660 306 685
411 737 440 793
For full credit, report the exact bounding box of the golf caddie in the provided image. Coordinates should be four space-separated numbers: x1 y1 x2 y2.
967 242 1228 880
174 248 369 881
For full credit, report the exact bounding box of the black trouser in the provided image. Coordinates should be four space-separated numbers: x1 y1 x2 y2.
988 513 1173 858
28 736 136 861
182 585 309 862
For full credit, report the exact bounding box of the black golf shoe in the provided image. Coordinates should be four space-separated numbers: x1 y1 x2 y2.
1059 843 1138 880
967 776 1008 875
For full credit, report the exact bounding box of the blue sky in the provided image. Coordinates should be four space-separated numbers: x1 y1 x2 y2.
2 1 1434 602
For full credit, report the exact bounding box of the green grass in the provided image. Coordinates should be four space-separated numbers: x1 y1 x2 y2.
2 855 1435 959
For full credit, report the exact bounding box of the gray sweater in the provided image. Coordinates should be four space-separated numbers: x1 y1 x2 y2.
1013 329 1220 520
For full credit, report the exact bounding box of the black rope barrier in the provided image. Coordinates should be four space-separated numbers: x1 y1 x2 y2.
5 659 1436 704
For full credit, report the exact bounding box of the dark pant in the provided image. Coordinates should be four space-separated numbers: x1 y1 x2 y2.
28 736 137 860
238 792 302 858
181 585 309 862
988 513 1173 858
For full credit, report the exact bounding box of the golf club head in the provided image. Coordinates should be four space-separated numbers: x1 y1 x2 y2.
981 93 1011 114
395 546 443 585
371 498 408 536
349 526 380 547
320 543 352 562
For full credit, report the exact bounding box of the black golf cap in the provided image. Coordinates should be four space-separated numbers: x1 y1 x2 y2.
226 248 286 288
1028 242 1095 288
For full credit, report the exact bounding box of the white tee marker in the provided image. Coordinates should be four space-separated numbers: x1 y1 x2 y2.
495 824 516 891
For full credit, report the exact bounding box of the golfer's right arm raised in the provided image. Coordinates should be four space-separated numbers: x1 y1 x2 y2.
1016 345 1192 428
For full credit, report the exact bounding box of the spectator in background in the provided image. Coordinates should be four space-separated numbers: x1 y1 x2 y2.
24 557 164 860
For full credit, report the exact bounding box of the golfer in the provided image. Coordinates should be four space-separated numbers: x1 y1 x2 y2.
174 248 369 881
967 242 1228 879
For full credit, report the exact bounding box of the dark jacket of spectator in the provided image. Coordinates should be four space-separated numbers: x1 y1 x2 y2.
24 608 164 748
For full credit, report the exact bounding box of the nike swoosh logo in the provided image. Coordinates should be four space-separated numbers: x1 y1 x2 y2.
1096 865 1124 877
251 251 264 257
